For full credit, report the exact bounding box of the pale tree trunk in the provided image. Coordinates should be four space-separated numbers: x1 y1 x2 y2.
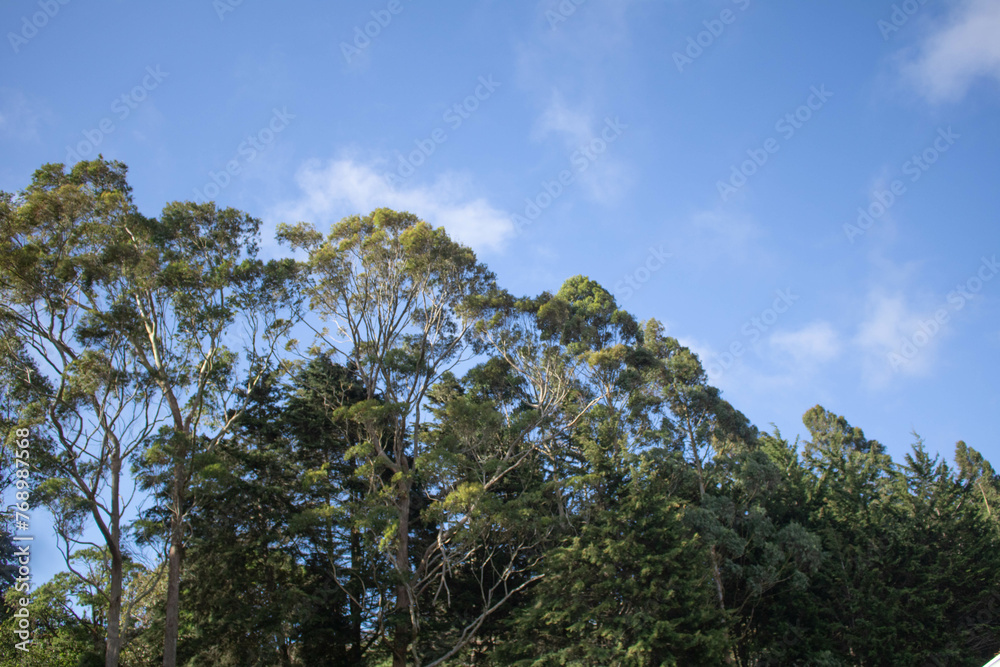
105 454 123 667
161 518 183 667
162 455 186 667
393 479 412 667
350 527 363 664
106 550 123 667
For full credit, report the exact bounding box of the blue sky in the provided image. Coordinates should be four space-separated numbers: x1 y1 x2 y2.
2 0 999 576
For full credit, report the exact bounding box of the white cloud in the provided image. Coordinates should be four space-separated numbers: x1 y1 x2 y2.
903 0 1000 102
853 290 944 386
692 322 841 397
771 322 842 365
272 157 513 252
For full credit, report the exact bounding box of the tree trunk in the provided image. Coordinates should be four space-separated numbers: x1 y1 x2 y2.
105 549 123 667
162 524 182 667
350 527 363 664
162 461 186 667
392 481 412 667
105 443 124 667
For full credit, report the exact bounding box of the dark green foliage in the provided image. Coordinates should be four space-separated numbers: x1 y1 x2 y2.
496 452 728 667
172 359 376 666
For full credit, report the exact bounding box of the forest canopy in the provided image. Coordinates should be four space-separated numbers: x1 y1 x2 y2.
1 159 999 667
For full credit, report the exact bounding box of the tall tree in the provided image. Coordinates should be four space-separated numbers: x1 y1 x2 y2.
0 160 161 666
636 319 756 662
280 210 598 666
128 198 301 667
279 210 494 666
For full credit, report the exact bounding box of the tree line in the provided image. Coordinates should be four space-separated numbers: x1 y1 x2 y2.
1 159 998 666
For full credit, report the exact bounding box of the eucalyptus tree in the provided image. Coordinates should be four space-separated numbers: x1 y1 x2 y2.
128 199 301 667
0 161 164 666
0 159 302 667
280 211 623 666
279 210 503 666
468 275 642 528
530 275 642 513
635 321 755 645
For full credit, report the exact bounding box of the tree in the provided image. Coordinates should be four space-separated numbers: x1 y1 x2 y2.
635 319 756 662
0 160 162 666
955 440 999 527
891 441 1000 663
175 357 377 666
282 354 378 665
796 406 897 663
124 197 301 667
174 373 307 666
280 210 590 666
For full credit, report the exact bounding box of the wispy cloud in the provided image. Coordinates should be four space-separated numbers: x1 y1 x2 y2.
771 322 842 366
853 289 941 386
902 0 1000 102
272 157 513 252
670 208 770 270
524 93 633 205
0 88 50 142
513 2 639 205
531 92 593 144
